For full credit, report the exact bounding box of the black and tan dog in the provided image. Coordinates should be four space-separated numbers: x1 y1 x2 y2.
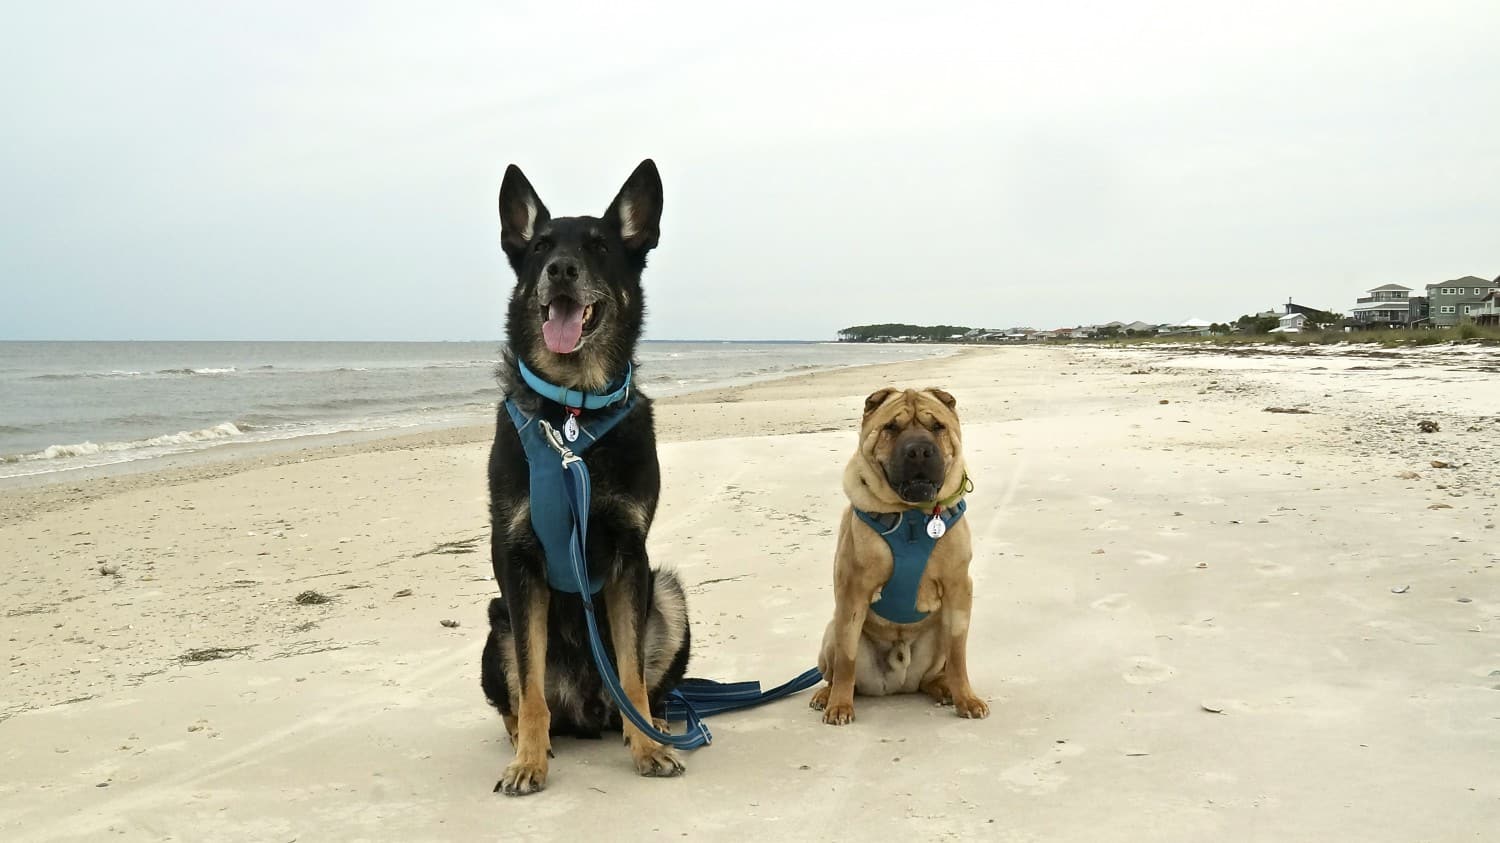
480 160 691 795
811 387 990 724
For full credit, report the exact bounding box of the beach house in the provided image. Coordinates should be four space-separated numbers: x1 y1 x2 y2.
1472 290 1500 327
1426 276 1499 327
1159 318 1214 337
1271 312 1307 333
1349 284 1426 328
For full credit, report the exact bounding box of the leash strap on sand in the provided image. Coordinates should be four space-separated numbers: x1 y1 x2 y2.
664 668 824 720
548 420 714 749
543 419 821 750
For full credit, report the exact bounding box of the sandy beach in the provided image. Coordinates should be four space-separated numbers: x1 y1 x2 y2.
2 345 1497 842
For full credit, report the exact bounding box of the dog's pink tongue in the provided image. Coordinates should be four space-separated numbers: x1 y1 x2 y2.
543 300 585 354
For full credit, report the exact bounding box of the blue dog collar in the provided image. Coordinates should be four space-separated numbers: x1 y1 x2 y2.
516 358 632 410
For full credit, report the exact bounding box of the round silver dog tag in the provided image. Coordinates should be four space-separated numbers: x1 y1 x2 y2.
927 515 946 539
564 415 580 443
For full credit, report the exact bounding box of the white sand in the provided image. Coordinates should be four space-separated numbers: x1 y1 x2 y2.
2 346 1496 841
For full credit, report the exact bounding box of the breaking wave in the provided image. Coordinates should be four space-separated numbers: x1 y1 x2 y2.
154 367 238 376
421 360 495 370
29 370 145 381
28 366 239 381
4 422 246 464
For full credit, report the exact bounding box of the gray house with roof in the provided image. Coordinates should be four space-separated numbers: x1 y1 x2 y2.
1426 276 1500 327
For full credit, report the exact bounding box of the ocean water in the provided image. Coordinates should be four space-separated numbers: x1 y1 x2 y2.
0 341 951 479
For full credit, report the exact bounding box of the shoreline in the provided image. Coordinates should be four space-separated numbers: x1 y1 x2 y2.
8 338 1498 526
0 347 975 528
0 343 962 496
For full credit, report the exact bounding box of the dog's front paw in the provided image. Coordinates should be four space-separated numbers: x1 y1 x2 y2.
809 685 830 711
954 694 990 720
821 700 856 725
494 757 549 796
632 743 685 778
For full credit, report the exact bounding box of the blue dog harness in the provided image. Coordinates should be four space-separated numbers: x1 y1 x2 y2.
501 359 821 750
504 360 636 594
854 498 968 624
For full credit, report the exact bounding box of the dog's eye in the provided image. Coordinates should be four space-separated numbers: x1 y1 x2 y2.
531 238 550 254
589 235 608 253
883 421 901 433
931 421 946 432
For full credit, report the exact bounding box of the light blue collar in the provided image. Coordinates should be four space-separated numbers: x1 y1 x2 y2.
515 357 632 410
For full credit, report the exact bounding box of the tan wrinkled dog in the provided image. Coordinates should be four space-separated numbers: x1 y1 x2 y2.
811 387 989 724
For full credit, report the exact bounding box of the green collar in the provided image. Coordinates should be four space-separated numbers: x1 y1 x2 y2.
929 473 974 512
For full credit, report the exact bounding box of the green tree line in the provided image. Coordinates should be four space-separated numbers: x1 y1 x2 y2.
839 323 972 341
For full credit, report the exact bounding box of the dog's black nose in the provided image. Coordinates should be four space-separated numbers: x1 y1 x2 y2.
901 439 936 464
545 258 580 281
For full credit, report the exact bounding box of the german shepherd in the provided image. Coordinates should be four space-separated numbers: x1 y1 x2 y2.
480 160 690 796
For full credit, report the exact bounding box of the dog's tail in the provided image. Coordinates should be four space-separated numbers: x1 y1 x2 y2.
644 568 691 694
647 569 689 650
486 596 509 629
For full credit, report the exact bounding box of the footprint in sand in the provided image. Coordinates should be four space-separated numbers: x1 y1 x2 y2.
1123 657 1176 685
1133 550 1170 566
998 742 1086 794
1256 561 1293 576
1090 593 1130 611
1178 616 1223 637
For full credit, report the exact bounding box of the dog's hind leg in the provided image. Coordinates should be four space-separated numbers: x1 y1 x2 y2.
605 564 685 778
910 623 952 703
494 583 553 795
643 569 691 730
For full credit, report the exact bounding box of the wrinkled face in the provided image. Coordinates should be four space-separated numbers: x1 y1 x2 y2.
860 388 962 504
497 160 663 383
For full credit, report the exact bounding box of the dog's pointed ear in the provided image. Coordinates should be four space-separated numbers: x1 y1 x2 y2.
498 164 550 264
926 388 957 410
605 159 663 253
863 387 898 418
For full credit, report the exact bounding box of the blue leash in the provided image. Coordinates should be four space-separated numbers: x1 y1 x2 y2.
666 668 824 719
539 419 821 750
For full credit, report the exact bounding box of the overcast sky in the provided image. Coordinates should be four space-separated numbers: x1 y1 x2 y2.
2 1 1497 341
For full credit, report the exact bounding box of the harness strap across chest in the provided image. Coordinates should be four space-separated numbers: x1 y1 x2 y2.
853 499 967 624
504 362 634 594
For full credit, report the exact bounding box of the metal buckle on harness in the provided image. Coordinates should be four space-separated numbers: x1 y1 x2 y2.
538 420 582 467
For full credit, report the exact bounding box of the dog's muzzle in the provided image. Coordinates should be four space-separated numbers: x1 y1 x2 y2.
537 261 605 355
889 431 945 503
